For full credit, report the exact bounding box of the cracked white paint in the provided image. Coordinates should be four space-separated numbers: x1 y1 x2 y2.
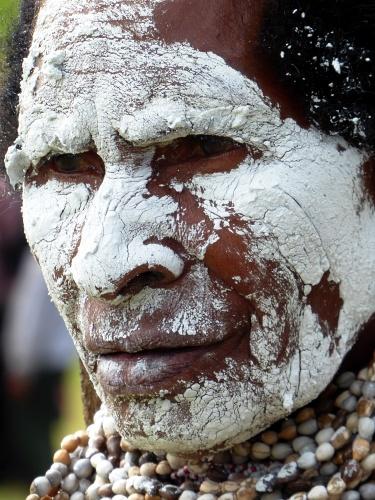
5 0 375 453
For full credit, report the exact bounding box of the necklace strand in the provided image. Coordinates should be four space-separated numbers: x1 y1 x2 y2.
28 355 375 500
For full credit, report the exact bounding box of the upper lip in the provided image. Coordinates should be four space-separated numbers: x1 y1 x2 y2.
86 324 222 355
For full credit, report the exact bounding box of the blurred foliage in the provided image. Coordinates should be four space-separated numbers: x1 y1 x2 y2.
0 0 20 75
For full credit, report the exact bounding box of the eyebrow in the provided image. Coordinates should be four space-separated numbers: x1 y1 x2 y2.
115 100 272 148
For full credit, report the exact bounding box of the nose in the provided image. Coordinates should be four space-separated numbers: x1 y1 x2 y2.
70 174 183 299
101 243 185 299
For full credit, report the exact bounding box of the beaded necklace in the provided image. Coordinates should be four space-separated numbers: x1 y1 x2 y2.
28 355 375 500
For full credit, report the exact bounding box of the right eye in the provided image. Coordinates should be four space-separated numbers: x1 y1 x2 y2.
28 151 105 187
44 152 104 178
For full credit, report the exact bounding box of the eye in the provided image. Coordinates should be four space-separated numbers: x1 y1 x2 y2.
198 136 241 156
45 152 104 177
153 135 250 169
28 151 105 187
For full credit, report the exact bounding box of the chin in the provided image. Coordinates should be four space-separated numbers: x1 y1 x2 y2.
88 316 344 455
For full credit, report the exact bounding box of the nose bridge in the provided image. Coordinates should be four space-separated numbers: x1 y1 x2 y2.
71 175 179 297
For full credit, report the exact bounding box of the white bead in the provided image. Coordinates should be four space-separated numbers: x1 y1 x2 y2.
315 443 335 462
112 479 128 495
103 415 118 437
271 443 292 460
90 452 106 467
307 485 328 500
298 419 318 436
293 436 315 453
61 472 79 494
315 428 334 445
361 453 375 471
359 417 375 440
73 458 93 478
85 484 100 500
96 459 114 478
31 477 51 496
180 491 198 500
297 451 317 470
79 478 91 492
71 492 85 500
109 467 128 482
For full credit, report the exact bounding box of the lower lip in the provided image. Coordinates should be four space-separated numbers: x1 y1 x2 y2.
96 331 249 397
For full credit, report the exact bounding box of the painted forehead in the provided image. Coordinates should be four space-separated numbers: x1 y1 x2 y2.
8 0 294 185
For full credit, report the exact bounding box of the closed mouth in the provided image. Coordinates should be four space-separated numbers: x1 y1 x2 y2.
96 327 251 397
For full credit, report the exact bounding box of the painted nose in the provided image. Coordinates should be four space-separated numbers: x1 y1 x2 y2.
101 243 185 299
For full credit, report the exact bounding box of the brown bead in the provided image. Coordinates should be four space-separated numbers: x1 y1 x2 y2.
107 435 121 456
341 459 360 484
156 460 172 476
74 430 89 447
221 481 240 493
54 493 69 500
200 479 221 494
286 479 312 494
285 453 300 464
53 448 71 465
352 436 370 461
279 421 297 441
92 435 106 452
129 465 141 476
332 410 347 430
333 444 352 465
326 473 346 495
140 462 157 477
232 442 251 457
301 469 319 480
207 465 228 483
60 434 79 453
296 407 315 423
98 483 113 497
213 451 232 465
317 414 335 429
330 426 351 449
357 398 375 417
145 495 161 500
129 495 145 500
108 454 120 467
236 486 257 500
120 437 137 452
261 431 278 446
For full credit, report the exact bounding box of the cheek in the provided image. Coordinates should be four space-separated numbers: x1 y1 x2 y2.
22 180 91 307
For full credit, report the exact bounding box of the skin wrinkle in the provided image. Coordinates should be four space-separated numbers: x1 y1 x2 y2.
4 0 375 453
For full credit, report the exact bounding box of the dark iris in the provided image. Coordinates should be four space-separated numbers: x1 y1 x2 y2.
53 154 82 173
198 136 240 156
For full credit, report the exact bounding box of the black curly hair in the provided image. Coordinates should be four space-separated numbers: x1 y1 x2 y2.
0 0 39 173
263 0 375 150
0 0 374 175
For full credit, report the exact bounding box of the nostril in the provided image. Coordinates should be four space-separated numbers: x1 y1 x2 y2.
101 261 184 301
121 270 166 296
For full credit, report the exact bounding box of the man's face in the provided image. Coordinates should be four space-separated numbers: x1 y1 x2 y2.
6 0 375 453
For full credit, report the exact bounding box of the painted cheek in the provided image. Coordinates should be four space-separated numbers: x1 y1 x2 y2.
22 179 92 310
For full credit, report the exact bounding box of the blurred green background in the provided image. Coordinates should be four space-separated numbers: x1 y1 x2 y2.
0 2 85 498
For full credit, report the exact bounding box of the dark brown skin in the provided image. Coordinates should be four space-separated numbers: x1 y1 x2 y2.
30 0 372 402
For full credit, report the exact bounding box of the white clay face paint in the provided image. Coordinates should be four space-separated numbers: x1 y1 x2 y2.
6 0 375 453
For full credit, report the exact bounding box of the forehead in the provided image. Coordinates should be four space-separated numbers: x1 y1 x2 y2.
29 0 295 112
15 0 292 171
